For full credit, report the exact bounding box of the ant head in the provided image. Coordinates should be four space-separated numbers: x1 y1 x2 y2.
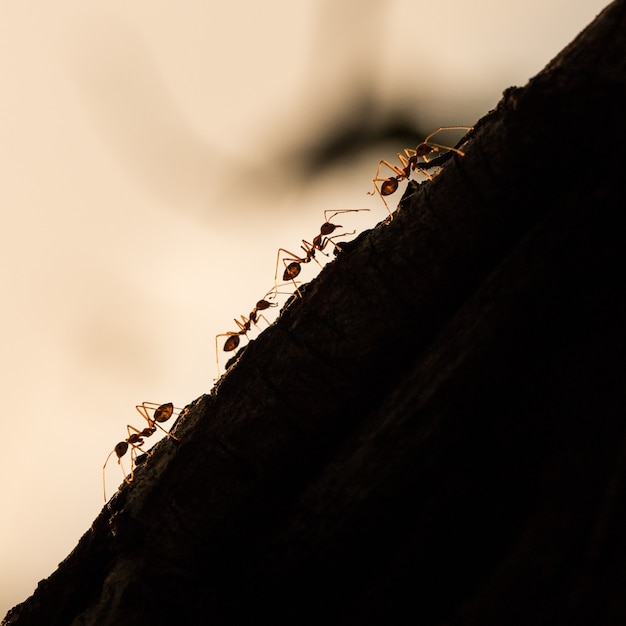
414 143 435 158
256 298 276 311
319 222 339 236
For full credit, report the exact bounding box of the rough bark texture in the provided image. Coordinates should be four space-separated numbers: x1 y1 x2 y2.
5 1 626 624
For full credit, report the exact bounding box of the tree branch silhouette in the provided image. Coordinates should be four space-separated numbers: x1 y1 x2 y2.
4 0 626 624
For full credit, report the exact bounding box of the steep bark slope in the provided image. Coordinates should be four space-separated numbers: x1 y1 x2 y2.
4 1 626 624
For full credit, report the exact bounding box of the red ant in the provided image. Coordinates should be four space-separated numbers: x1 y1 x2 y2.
368 126 473 216
215 285 289 376
275 209 370 288
102 402 180 501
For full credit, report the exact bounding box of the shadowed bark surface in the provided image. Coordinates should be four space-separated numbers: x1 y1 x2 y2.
4 1 626 624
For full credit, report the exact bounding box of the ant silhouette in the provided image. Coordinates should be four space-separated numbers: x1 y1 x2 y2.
215 284 290 376
275 209 370 288
102 402 180 501
368 126 474 216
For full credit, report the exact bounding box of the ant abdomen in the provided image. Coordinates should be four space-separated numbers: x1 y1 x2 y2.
381 178 399 196
114 441 129 458
223 334 240 352
153 402 174 423
283 262 302 281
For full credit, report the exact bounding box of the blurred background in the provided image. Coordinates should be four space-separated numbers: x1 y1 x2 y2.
0 0 609 615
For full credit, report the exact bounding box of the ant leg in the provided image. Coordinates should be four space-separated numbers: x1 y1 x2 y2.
368 159 406 198
118 455 129 484
136 401 182 421
229 316 251 334
102 436 142 500
299 239 325 265
275 248 305 287
419 142 464 161
125 424 149 456
249 309 272 327
126 445 139 484
258 313 271 326
103 442 128 502
371 183 395 217
396 150 413 170
133 406 160 438
368 158 407 192
368 159 407 217
410 162 435 180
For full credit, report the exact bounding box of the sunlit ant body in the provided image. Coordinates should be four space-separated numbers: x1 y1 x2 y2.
275 209 370 287
215 285 288 375
369 126 474 215
102 402 180 501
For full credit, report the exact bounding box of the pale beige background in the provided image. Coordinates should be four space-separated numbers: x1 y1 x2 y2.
0 0 607 615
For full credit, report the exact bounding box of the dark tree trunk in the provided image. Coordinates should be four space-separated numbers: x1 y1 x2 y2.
5 1 626 624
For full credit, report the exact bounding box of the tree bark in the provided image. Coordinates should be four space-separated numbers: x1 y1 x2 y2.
5 1 626 624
